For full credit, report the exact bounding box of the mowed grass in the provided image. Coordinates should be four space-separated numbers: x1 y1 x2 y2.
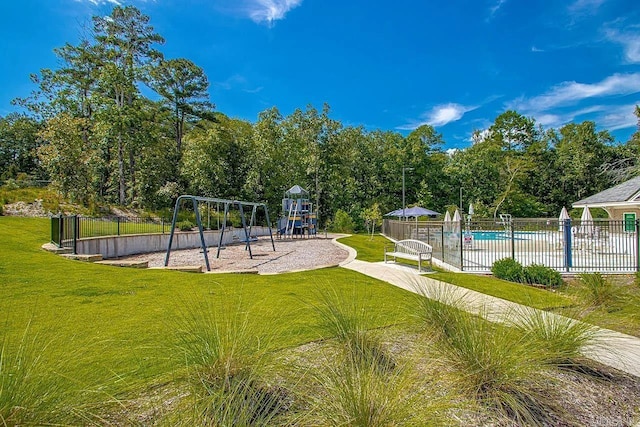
429 271 573 310
337 234 390 262
0 217 415 421
337 233 640 334
339 233 571 310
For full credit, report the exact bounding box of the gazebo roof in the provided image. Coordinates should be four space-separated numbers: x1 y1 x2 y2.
573 176 640 207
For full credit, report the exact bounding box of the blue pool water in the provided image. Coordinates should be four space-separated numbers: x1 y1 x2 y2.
471 231 534 241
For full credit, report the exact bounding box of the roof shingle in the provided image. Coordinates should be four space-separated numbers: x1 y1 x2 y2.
573 176 640 206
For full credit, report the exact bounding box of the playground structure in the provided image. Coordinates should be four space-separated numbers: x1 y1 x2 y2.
278 185 317 238
164 195 275 271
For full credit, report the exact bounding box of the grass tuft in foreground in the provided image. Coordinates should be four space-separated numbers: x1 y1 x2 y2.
510 306 601 372
409 284 561 425
311 286 395 371
307 352 420 427
173 296 289 426
0 320 71 426
438 311 558 425
579 272 624 307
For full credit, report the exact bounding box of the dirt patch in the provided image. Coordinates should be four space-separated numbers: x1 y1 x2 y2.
2 200 50 217
120 236 350 274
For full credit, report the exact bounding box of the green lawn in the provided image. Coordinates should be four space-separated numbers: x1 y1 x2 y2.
337 233 391 262
0 218 415 423
4 220 640 424
338 233 638 336
555 275 640 337
428 271 574 310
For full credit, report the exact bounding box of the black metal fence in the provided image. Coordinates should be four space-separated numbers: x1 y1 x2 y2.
51 215 168 252
382 218 640 273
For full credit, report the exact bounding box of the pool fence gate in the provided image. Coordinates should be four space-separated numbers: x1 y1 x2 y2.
382 218 640 273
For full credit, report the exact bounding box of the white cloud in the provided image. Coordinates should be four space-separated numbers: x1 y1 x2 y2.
470 128 491 144
428 103 473 126
605 28 640 64
568 0 606 13
487 0 507 21
598 103 640 131
243 86 264 94
397 103 477 130
245 0 302 25
509 73 640 113
213 74 247 91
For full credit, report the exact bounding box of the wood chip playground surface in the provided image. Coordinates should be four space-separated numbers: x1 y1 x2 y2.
121 235 350 274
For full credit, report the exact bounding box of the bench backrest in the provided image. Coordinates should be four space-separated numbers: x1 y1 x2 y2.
396 239 432 254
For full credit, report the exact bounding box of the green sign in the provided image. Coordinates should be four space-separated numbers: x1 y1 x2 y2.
624 213 636 232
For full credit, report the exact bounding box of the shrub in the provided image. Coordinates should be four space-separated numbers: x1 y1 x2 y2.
523 264 563 288
491 258 525 283
177 220 195 231
2 179 19 190
330 209 355 233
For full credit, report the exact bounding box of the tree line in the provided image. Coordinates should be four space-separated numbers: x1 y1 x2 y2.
1 5 639 227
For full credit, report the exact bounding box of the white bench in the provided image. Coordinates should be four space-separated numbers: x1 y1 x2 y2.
384 239 433 272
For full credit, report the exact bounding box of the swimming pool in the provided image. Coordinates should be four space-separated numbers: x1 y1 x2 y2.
471 231 534 241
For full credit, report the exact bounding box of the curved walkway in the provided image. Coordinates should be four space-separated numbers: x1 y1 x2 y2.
341 258 640 379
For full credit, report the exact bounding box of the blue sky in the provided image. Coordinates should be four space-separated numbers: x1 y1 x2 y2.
0 0 639 149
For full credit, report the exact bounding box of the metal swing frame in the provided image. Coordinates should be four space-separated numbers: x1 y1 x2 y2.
164 195 276 271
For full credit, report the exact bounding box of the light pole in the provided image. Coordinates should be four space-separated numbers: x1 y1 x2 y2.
402 167 414 220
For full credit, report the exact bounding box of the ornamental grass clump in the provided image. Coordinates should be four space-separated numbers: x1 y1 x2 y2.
0 321 69 426
311 287 395 372
307 352 419 427
510 307 600 370
408 282 557 425
435 310 556 426
579 272 623 307
173 298 288 426
410 282 468 339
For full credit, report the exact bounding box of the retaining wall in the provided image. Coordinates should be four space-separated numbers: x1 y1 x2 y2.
75 227 273 259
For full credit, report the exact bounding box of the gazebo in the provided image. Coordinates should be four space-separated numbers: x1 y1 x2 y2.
384 206 440 219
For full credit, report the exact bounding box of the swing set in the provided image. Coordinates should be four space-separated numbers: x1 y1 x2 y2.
164 195 276 271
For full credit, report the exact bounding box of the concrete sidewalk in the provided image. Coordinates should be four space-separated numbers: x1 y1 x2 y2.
341 258 640 379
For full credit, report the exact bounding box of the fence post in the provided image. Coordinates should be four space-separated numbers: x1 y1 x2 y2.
511 223 515 261
59 214 64 248
563 219 572 272
459 221 464 271
636 219 640 272
72 215 78 255
51 215 61 247
441 224 445 262
117 217 121 236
